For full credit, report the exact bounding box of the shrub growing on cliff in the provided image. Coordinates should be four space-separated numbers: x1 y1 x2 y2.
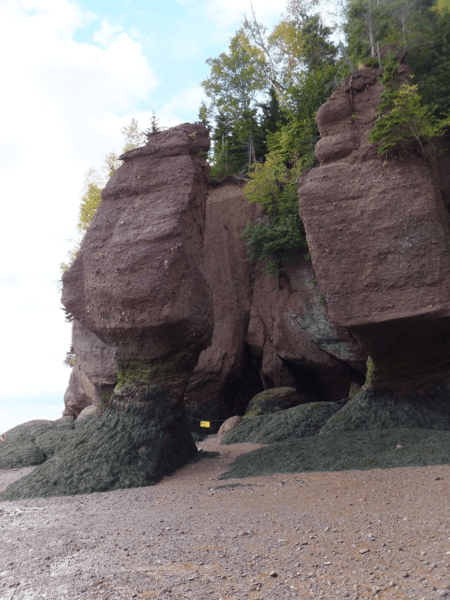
240 60 345 274
241 153 308 274
368 58 450 155
369 82 448 154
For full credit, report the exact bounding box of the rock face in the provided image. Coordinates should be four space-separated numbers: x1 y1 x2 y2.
183 181 262 423
298 67 450 389
63 319 117 417
246 257 366 400
62 123 213 402
182 181 365 429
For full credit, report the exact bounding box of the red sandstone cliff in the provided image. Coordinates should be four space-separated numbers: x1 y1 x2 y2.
298 67 450 389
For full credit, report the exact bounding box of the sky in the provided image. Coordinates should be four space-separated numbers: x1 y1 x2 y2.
0 0 285 434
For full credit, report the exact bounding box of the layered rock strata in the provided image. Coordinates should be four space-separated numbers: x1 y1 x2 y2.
298 67 450 389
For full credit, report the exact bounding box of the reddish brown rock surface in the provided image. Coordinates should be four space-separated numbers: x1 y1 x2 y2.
298 67 450 388
183 181 262 421
62 123 213 402
183 181 365 428
247 257 366 400
63 319 117 417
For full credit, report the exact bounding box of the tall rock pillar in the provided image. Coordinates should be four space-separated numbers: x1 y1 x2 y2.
298 68 450 391
62 123 213 403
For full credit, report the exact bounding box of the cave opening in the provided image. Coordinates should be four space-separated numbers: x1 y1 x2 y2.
279 356 365 403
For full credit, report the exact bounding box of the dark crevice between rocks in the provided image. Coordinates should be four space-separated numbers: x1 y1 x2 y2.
278 356 365 403
185 345 264 435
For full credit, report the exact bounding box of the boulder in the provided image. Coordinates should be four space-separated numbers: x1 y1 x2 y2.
218 416 243 441
75 405 99 424
221 401 341 445
0 419 76 469
61 124 213 402
2 420 54 440
298 67 450 390
245 387 307 417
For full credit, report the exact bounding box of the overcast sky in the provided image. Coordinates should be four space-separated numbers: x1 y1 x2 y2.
0 0 285 433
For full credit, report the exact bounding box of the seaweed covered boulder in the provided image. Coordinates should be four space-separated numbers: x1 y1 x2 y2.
245 387 311 417
222 401 341 445
61 123 213 403
0 418 76 469
220 428 450 479
0 385 197 501
319 385 450 435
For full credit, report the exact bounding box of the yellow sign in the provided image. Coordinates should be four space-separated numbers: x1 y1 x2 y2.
200 421 211 428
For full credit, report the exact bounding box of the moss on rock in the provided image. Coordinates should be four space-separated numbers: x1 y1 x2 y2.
116 351 197 391
0 385 197 501
0 419 76 469
220 428 450 479
319 385 450 435
222 401 341 445
244 387 303 418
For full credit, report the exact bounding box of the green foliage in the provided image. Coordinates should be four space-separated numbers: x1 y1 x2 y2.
368 73 449 154
121 117 146 152
145 110 161 139
78 180 102 233
407 9 450 118
241 154 307 274
202 29 267 122
240 60 345 274
269 15 337 83
202 29 269 178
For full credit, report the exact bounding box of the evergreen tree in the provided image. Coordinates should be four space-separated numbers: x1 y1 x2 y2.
145 110 160 139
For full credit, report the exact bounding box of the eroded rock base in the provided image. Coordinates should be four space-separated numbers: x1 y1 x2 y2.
0 386 196 501
320 385 450 435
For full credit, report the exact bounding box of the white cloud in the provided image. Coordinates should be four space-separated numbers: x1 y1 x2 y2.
204 0 282 29
159 86 205 127
93 18 123 47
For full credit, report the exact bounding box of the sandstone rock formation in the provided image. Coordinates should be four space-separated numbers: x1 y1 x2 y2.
182 180 366 430
246 256 366 399
63 319 117 417
183 180 262 424
298 67 450 390
62 123 213 403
